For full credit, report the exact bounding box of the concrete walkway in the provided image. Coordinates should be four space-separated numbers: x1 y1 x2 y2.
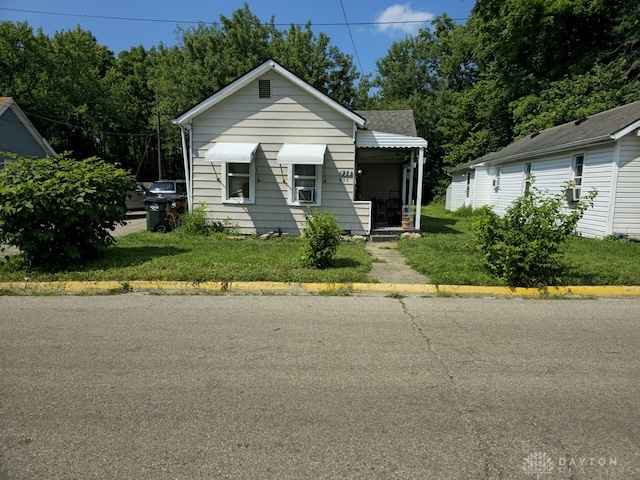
365 240 430 284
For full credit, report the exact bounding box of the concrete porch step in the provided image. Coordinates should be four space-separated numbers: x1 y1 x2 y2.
370 228 419 242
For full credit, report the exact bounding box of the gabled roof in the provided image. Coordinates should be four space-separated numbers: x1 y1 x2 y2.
355 110 418 137
450 100 640 172
173 59 367 127
0 97 56 156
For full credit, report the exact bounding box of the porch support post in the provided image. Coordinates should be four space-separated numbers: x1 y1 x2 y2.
415 147 425 230
408 150 415 209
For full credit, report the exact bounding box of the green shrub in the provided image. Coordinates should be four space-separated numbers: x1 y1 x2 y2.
0 153 136 269
301 209 343 269
471 178 596 287
173 203 237 237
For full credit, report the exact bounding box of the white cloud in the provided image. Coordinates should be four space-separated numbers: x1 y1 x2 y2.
374 3 434 35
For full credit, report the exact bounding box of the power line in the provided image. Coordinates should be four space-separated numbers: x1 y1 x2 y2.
338 0 363 73
24 111 155 137
0 7 470 27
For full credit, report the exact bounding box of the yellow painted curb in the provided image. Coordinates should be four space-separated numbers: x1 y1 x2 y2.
1 281 640 296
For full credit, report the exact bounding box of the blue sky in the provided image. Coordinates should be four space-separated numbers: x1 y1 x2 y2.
1 0 474 76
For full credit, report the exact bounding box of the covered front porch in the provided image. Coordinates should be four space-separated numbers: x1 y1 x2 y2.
355 129 428 231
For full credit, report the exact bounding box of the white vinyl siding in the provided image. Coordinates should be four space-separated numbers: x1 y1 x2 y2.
613 135 640 236
447 173 468 211
463 142 616 238
190 71 363 234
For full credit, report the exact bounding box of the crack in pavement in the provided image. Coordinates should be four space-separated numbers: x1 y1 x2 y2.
397 298 499 479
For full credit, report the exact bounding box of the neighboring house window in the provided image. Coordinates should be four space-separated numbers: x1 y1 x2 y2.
259 79 271 98
493 167 501 190
572 154 584 200
222 162 255 204
524 162 532 194
288 164 322 206
465 173 471 198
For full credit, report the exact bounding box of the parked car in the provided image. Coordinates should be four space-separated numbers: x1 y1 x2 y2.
126 184 157 211
148 179 186 198
148 179 188 213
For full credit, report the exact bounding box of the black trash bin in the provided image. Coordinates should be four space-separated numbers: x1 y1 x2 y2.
144 197 172 233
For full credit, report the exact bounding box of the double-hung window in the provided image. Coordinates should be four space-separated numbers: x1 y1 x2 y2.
572 154 584 201
524 162 532 194
204 142 258 204
277 144 326 206
223 162 254 203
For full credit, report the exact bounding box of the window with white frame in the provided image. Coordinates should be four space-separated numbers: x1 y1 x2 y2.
571 154 584 200
277 144 326 206
222 161 255 203
204 142 258 204
493 167 501 190
465 173 471 198
288 164 322 205
524 162 532 194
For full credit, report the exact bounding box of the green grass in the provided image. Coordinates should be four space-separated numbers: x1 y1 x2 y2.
2 204 639 286
398 203 640 286
0 232 375 283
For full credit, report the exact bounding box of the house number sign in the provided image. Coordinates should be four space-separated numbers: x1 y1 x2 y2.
339 170 353 184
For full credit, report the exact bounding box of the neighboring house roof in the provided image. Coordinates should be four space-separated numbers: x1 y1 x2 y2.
355 110 418 137
450 100 640 172
0 97 56 156
173 59 367 128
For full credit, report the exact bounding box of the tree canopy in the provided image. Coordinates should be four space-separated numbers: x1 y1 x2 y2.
2 1 639 200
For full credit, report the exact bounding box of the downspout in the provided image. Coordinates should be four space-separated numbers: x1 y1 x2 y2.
415 147 425 230
179 124 192 211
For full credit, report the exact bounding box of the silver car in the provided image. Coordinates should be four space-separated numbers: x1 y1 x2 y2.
126 184 156 211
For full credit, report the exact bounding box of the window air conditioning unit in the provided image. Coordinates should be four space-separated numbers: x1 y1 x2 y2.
296 187 315 203
492 177 500 189
571 186 581 202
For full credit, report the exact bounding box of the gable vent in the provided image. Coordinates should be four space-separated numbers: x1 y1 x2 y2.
259 79 271 98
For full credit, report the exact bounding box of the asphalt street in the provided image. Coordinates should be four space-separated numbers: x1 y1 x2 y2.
1 296 639 479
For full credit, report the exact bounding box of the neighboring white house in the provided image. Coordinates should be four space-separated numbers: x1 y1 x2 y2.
0 97 56 168
172 59 428 236
447 100 640 238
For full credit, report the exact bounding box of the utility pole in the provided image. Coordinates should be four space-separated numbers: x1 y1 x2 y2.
155 93 162 180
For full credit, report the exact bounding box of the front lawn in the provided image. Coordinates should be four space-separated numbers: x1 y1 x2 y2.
398 203 640 286
0 233 375 283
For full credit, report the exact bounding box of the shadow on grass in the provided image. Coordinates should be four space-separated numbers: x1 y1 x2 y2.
74 245 188 272
420 214 464 234
331 258 366 269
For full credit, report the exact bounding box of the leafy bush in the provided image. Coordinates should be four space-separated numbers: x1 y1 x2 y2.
0 154 136 269
173 203 238 237
301 209 343 269
471 179 597 287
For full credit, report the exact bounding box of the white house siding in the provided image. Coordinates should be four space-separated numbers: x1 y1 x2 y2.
449 142 617 237
573 143 615 237
447 172 469 211
613 135 640 236
190 71 366 234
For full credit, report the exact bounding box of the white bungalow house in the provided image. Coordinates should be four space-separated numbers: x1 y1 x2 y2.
0 97 56 168
172 59 428 236
447 100 640 238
